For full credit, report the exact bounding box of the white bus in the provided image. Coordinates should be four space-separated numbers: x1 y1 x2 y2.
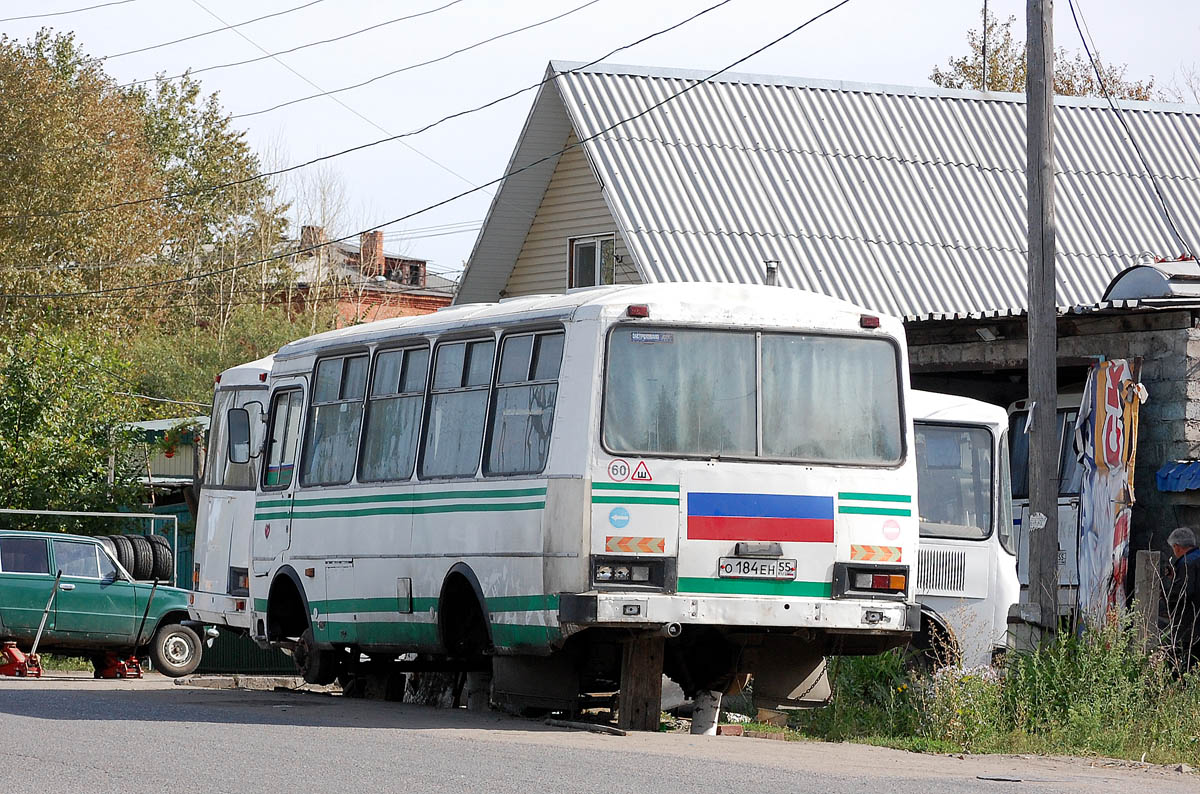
225 283 921 722
911 390 1019 667
188 357 272 631
1007 394 1085 614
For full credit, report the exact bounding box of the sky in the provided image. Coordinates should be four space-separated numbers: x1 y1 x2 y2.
4 0 1199 280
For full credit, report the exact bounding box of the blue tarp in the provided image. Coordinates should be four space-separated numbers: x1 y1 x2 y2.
1156 461 1200 492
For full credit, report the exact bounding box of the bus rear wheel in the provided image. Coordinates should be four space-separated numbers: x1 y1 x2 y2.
294 628 339 685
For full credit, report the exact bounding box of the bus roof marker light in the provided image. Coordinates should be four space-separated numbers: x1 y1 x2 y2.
259 372 268 382
859 314 880 329
626 304 650 318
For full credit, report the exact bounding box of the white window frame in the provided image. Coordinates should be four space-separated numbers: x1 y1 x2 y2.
567 234 616 289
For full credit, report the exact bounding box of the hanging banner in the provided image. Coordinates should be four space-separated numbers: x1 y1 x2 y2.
1075 359 1147 621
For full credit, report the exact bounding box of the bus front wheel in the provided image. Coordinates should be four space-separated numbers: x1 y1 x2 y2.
294 628 339 685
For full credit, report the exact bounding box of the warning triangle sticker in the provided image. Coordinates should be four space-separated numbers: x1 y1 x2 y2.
631 461 652 481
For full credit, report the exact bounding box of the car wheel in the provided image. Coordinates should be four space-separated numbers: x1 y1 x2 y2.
146 536 174 581
123 535 155 581
107 535 135 574
293 628 338 686
149 623 202 677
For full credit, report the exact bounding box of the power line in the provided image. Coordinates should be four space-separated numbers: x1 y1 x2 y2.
114 0 467 90
1067 0 1197 258
0 0 136 23
96 0 329 62
0 0 853 301
232 0 603 121
0 0 737 223
187 0 492 204
0 220 483 273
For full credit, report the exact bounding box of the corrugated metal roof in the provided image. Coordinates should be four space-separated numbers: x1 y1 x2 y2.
458 61 1200 316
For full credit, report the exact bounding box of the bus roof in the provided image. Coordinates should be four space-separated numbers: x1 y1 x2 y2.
216 356 274 388
273 283 902 362
910 389 1007 431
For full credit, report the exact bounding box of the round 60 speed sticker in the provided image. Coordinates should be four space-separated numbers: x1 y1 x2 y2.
608 459 630 481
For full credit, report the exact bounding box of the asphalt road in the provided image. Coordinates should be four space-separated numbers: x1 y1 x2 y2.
0 675 1193 794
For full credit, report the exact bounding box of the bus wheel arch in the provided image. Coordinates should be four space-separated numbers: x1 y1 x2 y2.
908 608 961 670
266 566 310 643
438 564 493 659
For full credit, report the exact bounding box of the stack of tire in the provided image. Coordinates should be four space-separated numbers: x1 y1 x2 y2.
96 534 174 582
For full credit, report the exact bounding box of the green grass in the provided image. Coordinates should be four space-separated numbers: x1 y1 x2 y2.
774 623 1200 766
37 655 92 672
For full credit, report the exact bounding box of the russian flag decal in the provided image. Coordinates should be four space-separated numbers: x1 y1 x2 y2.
686 492 835 543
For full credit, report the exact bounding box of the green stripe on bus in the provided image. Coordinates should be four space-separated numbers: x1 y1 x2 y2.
592 482 681 493
322 620 438 645
255 487 546 511
590 495 680 506
837 492 912 503
306 595 556 615
676 577 832 598
837 506 912 517
488 594 559 613
490 622 561 647
254 501 545 521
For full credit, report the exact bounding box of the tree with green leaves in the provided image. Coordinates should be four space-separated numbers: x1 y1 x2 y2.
931 11 1157 100
0 330 144 532
0 29 292 331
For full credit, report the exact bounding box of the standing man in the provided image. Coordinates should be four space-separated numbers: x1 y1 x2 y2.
1164 527 1200 672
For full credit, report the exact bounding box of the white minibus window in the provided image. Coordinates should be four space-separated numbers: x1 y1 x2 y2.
301 355 368 486
485 331 563 476
360 346 429 482
915 424 992 540
761 334 901 465
604 328 756 457
420 339 495 478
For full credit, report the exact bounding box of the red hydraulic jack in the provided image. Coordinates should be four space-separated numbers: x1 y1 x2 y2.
0 570 62 678
94 579 159 680
0 641 41 677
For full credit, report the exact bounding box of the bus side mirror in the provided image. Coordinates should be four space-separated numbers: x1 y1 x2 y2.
228 408 253 464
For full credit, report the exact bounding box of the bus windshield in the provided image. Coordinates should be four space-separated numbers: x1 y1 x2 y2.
603 327 902 465
915 423 993 540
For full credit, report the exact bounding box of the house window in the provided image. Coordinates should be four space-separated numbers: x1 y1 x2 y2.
569 236 616 288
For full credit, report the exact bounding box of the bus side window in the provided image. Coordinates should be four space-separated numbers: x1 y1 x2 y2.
420 338 495 479
300 355 368 486
264 390 303 489
205 390 235 487
360 345 429 482
485 331 563 476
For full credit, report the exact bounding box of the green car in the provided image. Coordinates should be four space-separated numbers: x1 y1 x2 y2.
0 530 204 676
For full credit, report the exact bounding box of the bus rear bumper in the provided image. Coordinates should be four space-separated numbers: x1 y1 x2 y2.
560 592 919 634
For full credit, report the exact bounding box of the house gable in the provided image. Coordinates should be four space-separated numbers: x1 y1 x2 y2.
504 131 637 297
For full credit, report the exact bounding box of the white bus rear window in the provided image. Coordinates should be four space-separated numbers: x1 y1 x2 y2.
603 327 901 465
915 424 993 540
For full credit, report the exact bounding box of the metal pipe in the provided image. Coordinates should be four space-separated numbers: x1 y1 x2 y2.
29 571 63 658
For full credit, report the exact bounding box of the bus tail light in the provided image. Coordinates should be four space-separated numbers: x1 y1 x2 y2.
193 563 200 587
832 562 908 598
591 556 674 591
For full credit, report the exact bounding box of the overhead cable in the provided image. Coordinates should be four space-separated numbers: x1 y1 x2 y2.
1067 0 1197 258
0 0 853 300
232 0 603 120
0 0 737 222
114 0 467 90
97 0 329 61
0 0 136 23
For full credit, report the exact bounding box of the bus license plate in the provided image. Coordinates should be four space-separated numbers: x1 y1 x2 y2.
717 557 797 580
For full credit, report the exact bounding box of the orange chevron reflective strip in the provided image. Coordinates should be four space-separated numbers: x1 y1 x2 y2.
605 536 666 554
850 544 902 562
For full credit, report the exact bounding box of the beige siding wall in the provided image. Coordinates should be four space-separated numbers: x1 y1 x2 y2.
504 132 639 297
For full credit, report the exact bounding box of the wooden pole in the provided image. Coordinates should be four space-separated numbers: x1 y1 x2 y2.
1026 0 1059 636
